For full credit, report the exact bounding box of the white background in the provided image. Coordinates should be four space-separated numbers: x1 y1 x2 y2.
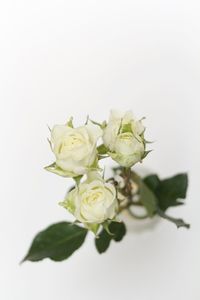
0 1 200 299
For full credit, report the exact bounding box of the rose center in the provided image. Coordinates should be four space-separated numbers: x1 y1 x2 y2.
118 132 133 143
83 191 103 206
59 134 84 153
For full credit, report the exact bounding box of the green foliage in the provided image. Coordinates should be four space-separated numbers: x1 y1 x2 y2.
139 181 158 217
144 173 188 211
143 173 189 228
130 172 157 217
143 174 160 191
95 222 126 254
22 222 88 263
23 171 189 264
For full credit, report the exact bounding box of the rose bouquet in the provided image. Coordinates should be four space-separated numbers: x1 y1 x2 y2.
22 110 189 263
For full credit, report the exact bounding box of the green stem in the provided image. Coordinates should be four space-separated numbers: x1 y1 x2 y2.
157 207 190 229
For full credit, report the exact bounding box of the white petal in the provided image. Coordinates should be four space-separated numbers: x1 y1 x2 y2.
110 110 122 119
51 125 72 143
85 123 102 142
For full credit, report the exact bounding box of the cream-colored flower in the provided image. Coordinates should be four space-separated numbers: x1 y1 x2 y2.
103 110 146 167
60 172 118 227
46 122 102 177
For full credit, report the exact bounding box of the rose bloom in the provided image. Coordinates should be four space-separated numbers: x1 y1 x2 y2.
46 122 102 177
103 110 146 167
60 172 118 229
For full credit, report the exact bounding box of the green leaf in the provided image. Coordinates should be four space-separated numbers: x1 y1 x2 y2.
22 222 88 262
144 174 160 191
144 173 188 211
143 173 190 228
95 222 126 254
139 181 158 217
156 174 188 211
97 144 108 155
130 172 157 217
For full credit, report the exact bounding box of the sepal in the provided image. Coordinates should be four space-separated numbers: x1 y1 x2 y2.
44 162 77 178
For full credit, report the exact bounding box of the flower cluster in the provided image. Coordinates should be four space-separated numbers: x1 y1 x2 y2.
23 110 189 263
45 110 148 233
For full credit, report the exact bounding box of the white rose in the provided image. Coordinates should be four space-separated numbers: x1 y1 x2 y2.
60 172 118 229
45 122 102 177
103 110 146 167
